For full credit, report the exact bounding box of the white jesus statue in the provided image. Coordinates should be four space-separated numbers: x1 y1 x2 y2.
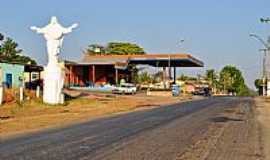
31 16 78 104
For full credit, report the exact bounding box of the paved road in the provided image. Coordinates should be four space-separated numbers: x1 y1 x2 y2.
0 97 262 160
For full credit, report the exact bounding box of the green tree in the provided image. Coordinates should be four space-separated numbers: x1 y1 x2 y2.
106 42 145 55
205 69 219 93
0 36 36 64
238 84 253 96
254 79 263 90
0 38 22 58
128 64 139 84
85 42 145 55
177 74 197 81
205 69 216 83
137 71 152 84
219 65 247 95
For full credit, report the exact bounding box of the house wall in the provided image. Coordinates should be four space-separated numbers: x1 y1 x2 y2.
24 72 41 82
65 65 85 86
0 63 24 88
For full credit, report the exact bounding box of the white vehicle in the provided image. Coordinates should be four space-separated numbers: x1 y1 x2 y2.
112 83 137 94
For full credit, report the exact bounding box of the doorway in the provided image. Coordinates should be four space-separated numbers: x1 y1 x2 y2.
6 73 12 88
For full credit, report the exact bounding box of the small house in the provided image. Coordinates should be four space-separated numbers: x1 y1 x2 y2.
0 62 43 88
0 63 24 88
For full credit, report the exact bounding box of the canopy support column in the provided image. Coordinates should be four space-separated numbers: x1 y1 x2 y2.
174 67 176 84
115 68 119 85
92 65 96 84
163 67 166 89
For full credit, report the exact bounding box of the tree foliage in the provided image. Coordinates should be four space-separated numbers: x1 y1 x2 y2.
136 71 153 84
85 42 145 55
219 65 248 95
106 42 145 55
177 74 197 81
205 69 221 92
205 69 217 84
254 79 263 89
0 34 36 64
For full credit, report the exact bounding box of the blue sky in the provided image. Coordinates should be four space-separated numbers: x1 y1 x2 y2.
0 0 270 88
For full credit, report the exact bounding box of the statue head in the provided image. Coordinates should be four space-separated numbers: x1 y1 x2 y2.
50 16 58 25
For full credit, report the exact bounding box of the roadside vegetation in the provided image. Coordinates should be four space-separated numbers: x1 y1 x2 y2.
85 42 145 55
0 33 36 64
205 65 253 96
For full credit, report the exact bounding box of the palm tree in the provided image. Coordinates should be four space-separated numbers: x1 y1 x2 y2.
205 69 218 94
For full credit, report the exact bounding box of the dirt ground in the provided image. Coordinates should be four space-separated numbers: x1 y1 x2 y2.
175 97 263 160
256 97 270 160
0 92 193 139
0 97 265 160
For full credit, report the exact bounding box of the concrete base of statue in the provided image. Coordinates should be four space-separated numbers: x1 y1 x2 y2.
43 63 65 105
267 81 270 97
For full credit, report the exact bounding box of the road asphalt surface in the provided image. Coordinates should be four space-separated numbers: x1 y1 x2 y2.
0 97 263 160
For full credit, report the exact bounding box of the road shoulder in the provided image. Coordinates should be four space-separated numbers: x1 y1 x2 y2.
255 97 270 159
0 94 197 139
177 97 263 160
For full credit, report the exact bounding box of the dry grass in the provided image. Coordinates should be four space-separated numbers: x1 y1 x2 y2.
0 94 192 138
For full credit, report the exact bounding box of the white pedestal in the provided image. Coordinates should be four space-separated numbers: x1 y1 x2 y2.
0 86 3 105
20 87 23 102
43 64 65 105
36 86 40 98
267 81 270 97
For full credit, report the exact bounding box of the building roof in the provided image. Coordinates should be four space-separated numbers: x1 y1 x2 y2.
24 64 44 72
74 53 204 67
0 61 43 72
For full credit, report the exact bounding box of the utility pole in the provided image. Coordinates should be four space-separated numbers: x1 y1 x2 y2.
171 39 185 84
260 17 270 96
250 34 269 96
259 49 267 96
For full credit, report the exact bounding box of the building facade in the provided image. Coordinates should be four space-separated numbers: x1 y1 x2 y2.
0 62 43 89
65 53 204 87
0 63 24 88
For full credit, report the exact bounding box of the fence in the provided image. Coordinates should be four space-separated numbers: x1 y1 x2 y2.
0 85 41 105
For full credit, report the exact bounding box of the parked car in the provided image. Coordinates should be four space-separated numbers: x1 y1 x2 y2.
112 83 137 95
192 87 211 96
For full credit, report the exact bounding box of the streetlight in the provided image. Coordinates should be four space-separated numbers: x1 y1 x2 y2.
180 39 185 44
259 49 267 79
260 17 270 96
171 39 185 84
259 48 268 96
250 33 269 96
249 34 269 48
260 18 270 23
179 39 185 51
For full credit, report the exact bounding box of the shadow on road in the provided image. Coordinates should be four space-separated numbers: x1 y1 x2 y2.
210 116 243 123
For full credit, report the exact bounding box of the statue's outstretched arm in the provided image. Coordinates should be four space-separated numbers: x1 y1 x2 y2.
30 26 45 34
63 23 79 34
